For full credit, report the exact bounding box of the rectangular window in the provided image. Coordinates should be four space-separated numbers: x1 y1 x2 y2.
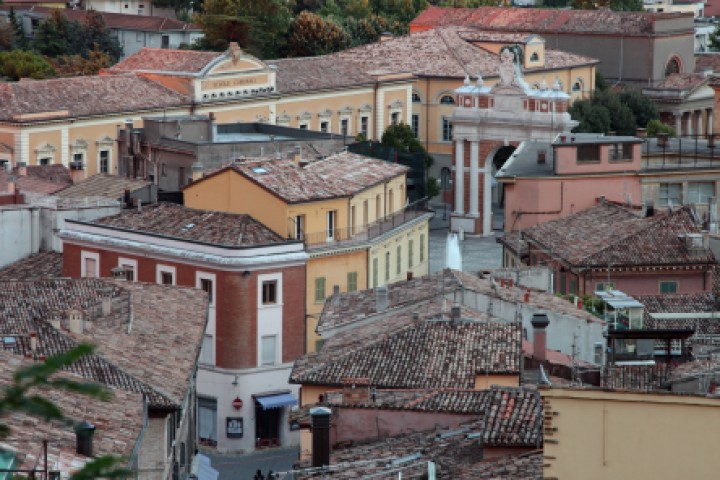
73 152 83 163
385 251 390 282
261 335 276 365
570 276 578 295
82 252 99 278
350 205 356 235
391 112 400 125
559 270 566 295
262 281 277 305
200 335 213 364
161 34 169 49
408 239 414 268
660 281 678 293
39 158 50 166
341 118 349 136
347 272 358 292
376 195 382 220
396 245 402 275
198 397 217 444
659 183 682 207
373 258 378 288
420 234 425 262
687 182 714 204
320 121 329 133
118 259 137 282
326 210 336 241
442 117 453 142
315 277 326 303
361 116 369 138
596 282 615 292
609 143 633 162
299 123 308 130
294 215 305 240
99 151 109 173
577 145 600 162
200 278 214 304
411 114 419 138
161 271 173 285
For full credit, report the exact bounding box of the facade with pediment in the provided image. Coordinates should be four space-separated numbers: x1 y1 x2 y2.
0 43 413 184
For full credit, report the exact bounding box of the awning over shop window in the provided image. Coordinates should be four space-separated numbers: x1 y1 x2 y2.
255 393 297 410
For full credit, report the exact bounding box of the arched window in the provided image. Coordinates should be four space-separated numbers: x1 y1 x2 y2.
530 52 539 62
572 80 582 92
665 57 681 77
412 93 421 103
439 95 455 105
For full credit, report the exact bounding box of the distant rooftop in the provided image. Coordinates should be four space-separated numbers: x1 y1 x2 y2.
87 202 286 247
54 174 151 201
0 251 63 280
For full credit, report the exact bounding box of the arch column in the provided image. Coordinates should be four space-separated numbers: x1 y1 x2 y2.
483 164 493 235
454 139 465 215
707 108 714 137
469 141 480 217
675 112 682 138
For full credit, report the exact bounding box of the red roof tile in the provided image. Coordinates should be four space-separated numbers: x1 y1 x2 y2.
25 6 201 31
410 6 689 35
105 48 222 74
0 251 64 280
0 74 189 122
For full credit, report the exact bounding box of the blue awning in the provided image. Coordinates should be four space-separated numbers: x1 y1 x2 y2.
255 393 297 410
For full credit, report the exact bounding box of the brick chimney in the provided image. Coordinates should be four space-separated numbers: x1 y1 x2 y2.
531 313 550 362
375 285 388 312
68 309 85 334
6 176 16 195
98 288 113 316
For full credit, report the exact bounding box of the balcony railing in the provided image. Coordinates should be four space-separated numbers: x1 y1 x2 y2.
642 134 720 170
293 198 432 250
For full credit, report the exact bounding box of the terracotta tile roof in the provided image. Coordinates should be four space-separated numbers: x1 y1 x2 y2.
0 352 144 472
0 251 64 280
223 151 408 203
603 363 673 391
324 388 495 414
648 73 708 91
88 202 285 247
295 404 542 479
318 269 602 334
669 358 720 382
54 174 151 201
0 278 208 407
0 74 189 122
695 53 720 73
522 203 715 268
324 27 596 81
27 6 201 32
410 6 687 35
0 165 73 196
292 303 522 389
268 56 382 94
636 292 718 314
105 48 222 74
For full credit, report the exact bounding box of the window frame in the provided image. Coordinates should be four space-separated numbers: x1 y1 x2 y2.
81 251 100 278
420 234 425 262
117 257 137 282
347 272 358 292
659 183 682 207
385 251 390 282
576 144 600 163
408 239 414 268
439 95 455 105
156 265 176 285
396 245 402 275
262 280 278 305
260 335 277 366
442 116 453 142
411 114 420 138
659 281 678 294
315 277 326 304
196 271 216 306
687 182 714 204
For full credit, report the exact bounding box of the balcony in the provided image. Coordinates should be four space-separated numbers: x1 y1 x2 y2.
295 199 432 251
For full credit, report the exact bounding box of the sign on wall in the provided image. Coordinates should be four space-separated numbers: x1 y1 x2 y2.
226 417 244 438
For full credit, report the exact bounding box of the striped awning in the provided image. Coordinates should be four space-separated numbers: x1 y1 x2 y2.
255 393 297 410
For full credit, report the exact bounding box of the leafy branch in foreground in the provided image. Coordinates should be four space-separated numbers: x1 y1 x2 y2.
0 343 131 479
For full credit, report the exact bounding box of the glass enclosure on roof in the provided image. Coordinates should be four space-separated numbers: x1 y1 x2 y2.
595 290 645 330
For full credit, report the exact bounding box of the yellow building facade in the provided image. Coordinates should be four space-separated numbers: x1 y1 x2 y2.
542 387 720 479
183 153 433 352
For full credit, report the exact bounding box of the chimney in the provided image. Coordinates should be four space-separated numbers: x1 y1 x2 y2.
332 285 340 307
17 162 27 177
375 285 388 312
30 331 37 352
49 312 61 330
412 312 420 325
208 112 216 142
379 31 394 42
74 420 96 457
451 304 461 323
99 288 113 316
7 176 16 194
531 313 550 362
123 189 132 209
191 162 204 182
68 310 84 334
310 407 332 468
635 128 647 138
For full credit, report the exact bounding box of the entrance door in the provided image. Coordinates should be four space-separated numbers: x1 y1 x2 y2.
326 210 335 242
255 403 280 448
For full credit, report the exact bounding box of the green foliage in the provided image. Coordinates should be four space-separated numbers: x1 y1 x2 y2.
710 24 720 52
595 71 608 91
0 50 55 80
151 0 194 16
342 14 405 47
194 0 292 58
592 89 636 135
287 11 350 57
571 0 642 11
426 176 440 198
31 9 123 62
569 99 611 134
0 344 130 479
8 8 28 50
618 88 658 129
646 119 676 137
381 122 424 152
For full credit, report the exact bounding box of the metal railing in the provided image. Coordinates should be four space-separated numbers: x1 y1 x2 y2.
296 198 432 249
642 134 720 170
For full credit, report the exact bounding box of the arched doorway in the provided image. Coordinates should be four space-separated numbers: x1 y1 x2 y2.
665 56 681 77
488 146 516 231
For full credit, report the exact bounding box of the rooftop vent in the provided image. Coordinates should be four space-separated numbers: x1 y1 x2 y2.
375 285 389 312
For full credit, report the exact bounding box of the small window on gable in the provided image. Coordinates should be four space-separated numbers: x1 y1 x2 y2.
530 52 539 62
439 95 455 105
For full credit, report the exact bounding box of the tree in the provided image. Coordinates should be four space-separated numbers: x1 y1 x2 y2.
593 89 636 135
342 14 405 47
619 88 658 129
0 344 128 479
74 10 123 61
572 0 642 11
0 50 55 80
47 44 113 77
569 98 611 134
31 10 122 62
32 9 74 57
646 119 676 137
287 11 350 57
380 123 439 199
8 8 28 50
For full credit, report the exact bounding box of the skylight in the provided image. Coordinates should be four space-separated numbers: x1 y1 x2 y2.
252 167 268 174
